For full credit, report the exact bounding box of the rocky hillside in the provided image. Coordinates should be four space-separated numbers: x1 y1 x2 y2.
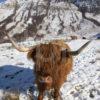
0 0 100 43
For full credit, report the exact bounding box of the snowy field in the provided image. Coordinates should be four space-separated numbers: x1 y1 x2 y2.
0 39 100 100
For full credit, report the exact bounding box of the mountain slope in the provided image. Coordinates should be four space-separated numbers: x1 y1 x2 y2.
0 0 100 43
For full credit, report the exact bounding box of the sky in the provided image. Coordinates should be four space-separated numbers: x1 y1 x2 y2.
0 0 6 3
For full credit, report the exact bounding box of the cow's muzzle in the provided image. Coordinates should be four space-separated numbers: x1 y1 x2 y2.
39 76 52 84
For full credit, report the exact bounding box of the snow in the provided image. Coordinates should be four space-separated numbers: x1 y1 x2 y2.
0 39 100 100
0 9 13 20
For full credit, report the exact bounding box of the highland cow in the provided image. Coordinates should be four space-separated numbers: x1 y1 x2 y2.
5 32 90 100
27 40 73 100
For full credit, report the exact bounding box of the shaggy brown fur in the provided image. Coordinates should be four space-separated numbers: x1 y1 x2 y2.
27 40 73 100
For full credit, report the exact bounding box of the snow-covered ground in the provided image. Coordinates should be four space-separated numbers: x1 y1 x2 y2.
0 39 100 100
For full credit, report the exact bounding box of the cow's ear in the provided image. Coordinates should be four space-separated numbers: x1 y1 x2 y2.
27 47 36 61
61 49 70 58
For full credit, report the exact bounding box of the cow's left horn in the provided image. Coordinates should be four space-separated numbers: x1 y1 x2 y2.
62 41 91 56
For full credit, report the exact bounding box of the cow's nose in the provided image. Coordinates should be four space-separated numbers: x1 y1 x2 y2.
39 76 52 84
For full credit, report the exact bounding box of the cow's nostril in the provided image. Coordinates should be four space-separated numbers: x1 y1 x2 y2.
47 76 51 80
46 76 52 83
39 79 45 83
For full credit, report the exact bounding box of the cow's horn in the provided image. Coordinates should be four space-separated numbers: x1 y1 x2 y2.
4 31 34 52
62 41 91 56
